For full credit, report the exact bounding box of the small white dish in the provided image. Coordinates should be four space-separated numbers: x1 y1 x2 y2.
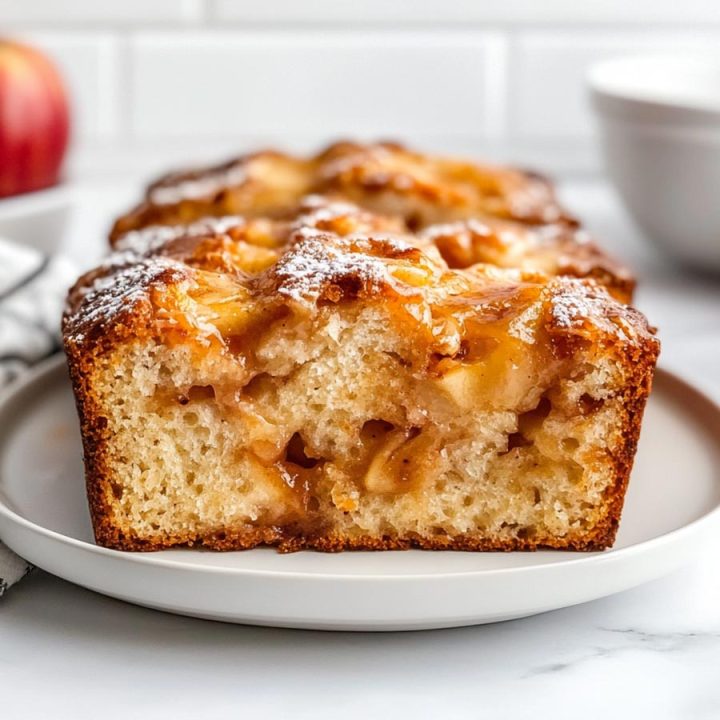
589 55 720 271
0 184 75 255
1 356 719 631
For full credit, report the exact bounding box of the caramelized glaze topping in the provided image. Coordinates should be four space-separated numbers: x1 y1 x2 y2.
149 163 248 206
547 279 649 342
421 218 634 303
255 229 417 306
314 142 570 225
65 196 655 366
64 258 190 343
106 142 638 307
110 141 577 243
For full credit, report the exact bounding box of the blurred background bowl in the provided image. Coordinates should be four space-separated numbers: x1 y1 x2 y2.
589 54 720 272
0 184 75 255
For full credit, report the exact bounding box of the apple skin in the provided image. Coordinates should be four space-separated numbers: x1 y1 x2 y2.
0 40 70 198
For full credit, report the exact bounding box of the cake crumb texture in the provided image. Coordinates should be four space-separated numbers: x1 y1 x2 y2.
64 143 658 553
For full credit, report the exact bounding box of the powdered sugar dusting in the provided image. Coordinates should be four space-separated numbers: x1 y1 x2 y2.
422 219 492 242
149 164 248 205
114 216 246 256
508 301 541 344
262 229 395 304
549 279 646 342
551 289 588 330
296 194 363 220
550 280 612 330
65 257 189 343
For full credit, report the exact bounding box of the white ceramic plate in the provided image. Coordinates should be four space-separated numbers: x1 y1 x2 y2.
1 356 719 631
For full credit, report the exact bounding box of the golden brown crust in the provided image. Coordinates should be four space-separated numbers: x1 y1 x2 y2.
67 142 658 554
67 207 655 362
65 333 657 555
110 142 573 239
544 277 659 549
65 193 659 554
90 526 617 553
108 141 634 302
109 149 314 241
422 219 635 304
314 140 575 227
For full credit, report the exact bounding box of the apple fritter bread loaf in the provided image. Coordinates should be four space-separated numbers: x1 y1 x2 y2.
110 142 634 303
65 195 658 552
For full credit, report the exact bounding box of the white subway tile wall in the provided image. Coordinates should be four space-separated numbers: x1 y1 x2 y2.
4 0 719 175
211 0 720 25
17 33 120 140
0 0 202 24
509 31 720 138
131 33 497 137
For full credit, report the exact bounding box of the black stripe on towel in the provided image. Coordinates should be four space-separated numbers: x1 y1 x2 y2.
0 254 50 303
0 342 62 368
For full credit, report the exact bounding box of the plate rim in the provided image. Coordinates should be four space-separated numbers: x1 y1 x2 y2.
1 353 719 582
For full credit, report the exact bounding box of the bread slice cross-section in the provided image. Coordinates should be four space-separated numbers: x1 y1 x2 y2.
64 199 658 552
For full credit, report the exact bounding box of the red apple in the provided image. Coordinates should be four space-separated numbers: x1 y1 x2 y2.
0 39 70 198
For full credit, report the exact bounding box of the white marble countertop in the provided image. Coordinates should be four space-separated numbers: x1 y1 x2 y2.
1 177 719 719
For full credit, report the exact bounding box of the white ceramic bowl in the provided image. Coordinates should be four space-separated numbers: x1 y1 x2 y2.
0 184 75 255
589 55 720 271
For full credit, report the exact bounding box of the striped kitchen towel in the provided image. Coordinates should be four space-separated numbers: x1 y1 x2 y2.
0 237 77 596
